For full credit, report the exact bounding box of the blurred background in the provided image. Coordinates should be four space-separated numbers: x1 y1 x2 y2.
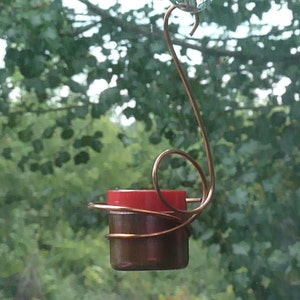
0 0 299 299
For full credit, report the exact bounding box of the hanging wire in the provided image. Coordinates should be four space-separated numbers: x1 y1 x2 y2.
89 5 215 238
152 4 215 214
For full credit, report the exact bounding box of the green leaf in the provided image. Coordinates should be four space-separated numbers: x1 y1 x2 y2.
75 105 89 119
42 126 56 139
73 135 93 149
149 132 162 144
170 157 186 168
68 79 85 93
29 15 42 26
81 135 93 146
19 51 45 78
164 130 175 142
40 161 54 175
99 87 121 110
17 155 29 171
187 149 199 160
44 27 57 40
56 115 71 128
93 131 103 138
270 111 286 127
32 139 44 153
18 127 33 142
73 139 82 149
61 128 74 140
90 140 102 153
117 133 133 147
74 151 90 165
30 162 40 172
91 103 103 119
55 151 71 167
0 101 9 115
2 147 12 160
48 70 61 88
232 243 250 256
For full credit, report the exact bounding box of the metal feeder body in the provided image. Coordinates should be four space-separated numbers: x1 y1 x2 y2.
96 190 190 271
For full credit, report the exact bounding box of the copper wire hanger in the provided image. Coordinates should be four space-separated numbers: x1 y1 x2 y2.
89 4 215 238
152 5 215 215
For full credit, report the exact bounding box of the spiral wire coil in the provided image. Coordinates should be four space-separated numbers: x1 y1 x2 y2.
89 5 215 239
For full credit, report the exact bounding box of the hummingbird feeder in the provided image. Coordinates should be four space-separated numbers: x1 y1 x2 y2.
89 0 215 270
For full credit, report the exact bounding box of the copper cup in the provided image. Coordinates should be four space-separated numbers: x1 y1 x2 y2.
107 190 189 270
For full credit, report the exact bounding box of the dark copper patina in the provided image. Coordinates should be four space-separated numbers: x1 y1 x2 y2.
108 212 189 270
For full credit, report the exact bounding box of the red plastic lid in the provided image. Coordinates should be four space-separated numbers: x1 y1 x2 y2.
107 190 186 211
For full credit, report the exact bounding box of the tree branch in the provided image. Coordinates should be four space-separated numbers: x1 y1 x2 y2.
1 104 87 117
2 102 292 118
77 0 300 64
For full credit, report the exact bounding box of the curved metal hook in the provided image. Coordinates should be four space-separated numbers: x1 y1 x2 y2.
152 5 215 215
189 12 200 36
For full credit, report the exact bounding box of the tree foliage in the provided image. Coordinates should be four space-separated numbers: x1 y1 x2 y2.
0 0 300 299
